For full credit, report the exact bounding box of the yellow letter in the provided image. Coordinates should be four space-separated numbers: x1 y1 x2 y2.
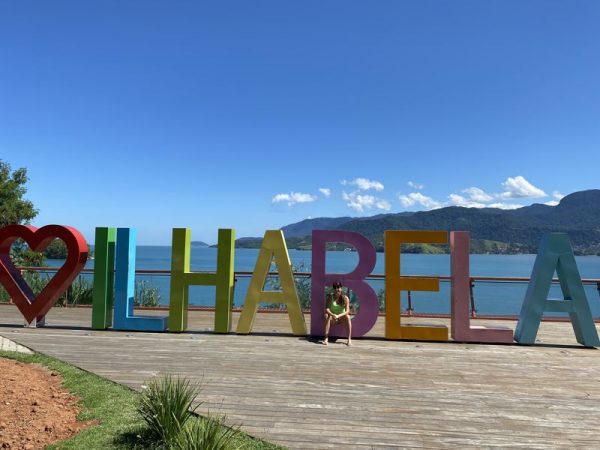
168 228 235 332
236 230 307 335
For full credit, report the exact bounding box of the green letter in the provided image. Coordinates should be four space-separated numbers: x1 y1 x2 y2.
168 228 235 333
91 227 116 329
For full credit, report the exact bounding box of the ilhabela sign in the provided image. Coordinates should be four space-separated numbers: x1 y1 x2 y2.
0 225 598 348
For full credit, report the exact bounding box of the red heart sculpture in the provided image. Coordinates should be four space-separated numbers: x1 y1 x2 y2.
0 224 88 323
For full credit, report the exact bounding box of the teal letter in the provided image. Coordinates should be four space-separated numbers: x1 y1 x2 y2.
515 233 600 347
113 228 168 331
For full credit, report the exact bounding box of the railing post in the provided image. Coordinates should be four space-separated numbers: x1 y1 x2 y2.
406 290 414 316
232 276 237 309
469 278 477 318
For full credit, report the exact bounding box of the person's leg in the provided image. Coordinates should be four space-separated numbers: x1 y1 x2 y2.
323 315 332 345
344 315 352 346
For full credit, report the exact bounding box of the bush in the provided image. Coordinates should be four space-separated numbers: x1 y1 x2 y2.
263 262 311 310
60 275 94 306
138 375 199 448
134 280 161 307
176 415 241 450
0 273 161 308
377 288 385 312
137 375 243 450
0 270 49 303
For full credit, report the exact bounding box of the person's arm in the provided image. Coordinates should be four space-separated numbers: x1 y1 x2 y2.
325 297 334 318
343 295 351 316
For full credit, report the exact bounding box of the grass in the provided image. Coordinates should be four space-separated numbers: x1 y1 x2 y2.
0 350 284 450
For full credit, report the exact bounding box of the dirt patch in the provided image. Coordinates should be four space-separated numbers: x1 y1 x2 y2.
0 358 95 449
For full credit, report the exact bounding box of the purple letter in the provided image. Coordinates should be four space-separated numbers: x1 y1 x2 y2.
311 230 378 338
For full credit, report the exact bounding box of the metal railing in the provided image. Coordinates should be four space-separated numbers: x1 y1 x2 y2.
7 266 600 317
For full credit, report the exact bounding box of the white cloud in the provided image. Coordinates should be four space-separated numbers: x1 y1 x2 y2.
340 176 560 213
343 177 384 191
487 202 523 210
447 194 486 208
319 188 331 198
499 176 546 199
408 181 424 190
343 191 391 212
462 187 493 202
272 192 317 206
544 190 565 206
375 198 391 210
398 192 442 210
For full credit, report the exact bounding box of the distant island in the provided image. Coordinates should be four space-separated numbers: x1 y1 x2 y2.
191 241 209 247
234 190 600 256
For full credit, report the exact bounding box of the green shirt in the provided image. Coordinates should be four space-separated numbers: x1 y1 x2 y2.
329 300 345 315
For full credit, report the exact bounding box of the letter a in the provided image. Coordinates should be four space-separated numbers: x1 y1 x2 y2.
236 230 306 335
514 233 600 347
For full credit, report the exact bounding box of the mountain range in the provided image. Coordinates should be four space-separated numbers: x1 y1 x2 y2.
234 190 600 255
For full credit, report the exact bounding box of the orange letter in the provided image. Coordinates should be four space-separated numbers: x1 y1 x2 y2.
385 230 448 341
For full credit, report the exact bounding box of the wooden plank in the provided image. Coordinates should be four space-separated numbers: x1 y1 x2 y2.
1 304 599 449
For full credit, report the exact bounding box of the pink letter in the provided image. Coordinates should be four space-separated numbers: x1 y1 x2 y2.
451 231 513 343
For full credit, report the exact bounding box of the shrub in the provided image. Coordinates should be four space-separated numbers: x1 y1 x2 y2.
135 280 161 307
137 375 199 448
60 275 94 306
0 270 49 303
377 288 386 312
176 415 241 450
0 274 161 308
263 262 311 310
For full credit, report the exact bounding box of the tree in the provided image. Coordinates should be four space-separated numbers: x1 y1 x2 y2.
0 160 40 267
0 160 37 227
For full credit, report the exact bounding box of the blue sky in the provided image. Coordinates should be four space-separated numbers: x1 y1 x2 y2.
1 1 599 245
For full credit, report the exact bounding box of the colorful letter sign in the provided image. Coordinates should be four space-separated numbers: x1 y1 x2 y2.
310 230 379 338
0 224 88 324
514 233 600 347
1 223 597 348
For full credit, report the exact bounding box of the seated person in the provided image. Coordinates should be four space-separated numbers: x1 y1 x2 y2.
322 281 352 346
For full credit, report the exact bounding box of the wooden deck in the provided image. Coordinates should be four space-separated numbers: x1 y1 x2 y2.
1 305 599 449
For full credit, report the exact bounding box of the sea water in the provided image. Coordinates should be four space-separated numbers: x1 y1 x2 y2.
51 247 600 318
